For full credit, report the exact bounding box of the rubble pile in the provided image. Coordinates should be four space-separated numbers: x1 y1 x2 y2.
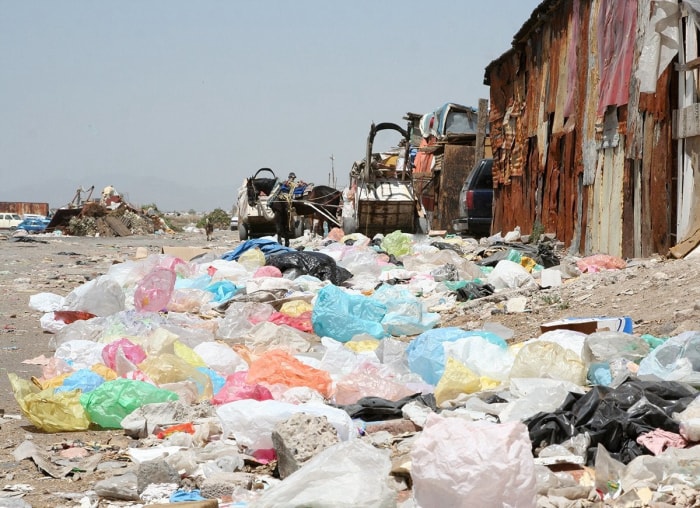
7 228 700 507
65 202 163 237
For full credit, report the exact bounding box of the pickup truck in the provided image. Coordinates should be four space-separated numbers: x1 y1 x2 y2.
452 158 493 237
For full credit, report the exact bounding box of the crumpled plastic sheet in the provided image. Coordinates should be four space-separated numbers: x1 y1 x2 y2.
525 379 698 465
220 238 295 261
254 440 395 508
638 331 700 385
576 253 627 273
246 349 333 398
212 371 273 405
265 251 352 285
510 340 587 386
411 414 537 508
372 284 440 336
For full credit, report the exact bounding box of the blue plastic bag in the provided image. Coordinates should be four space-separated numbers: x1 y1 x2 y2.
372 284 440 336
55 369 105 394
312 285 387 342
175 274 212 290
406 327 507 385
197 366 226 394
205 280 240 303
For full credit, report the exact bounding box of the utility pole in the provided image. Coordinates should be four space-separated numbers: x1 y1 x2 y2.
329 154 336 188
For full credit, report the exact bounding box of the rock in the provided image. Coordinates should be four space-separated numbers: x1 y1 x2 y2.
271 413 339 479
364 419 420 435
94 472 140 501
200 472 254 498
137 459 181 494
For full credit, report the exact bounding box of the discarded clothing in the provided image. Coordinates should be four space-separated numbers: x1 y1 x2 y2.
636 429 688 456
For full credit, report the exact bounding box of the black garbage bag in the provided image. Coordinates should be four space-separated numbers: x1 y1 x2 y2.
478 241 560 268
337 393 437 421
525 380 697 465
456 281 495 301
265 251 352 285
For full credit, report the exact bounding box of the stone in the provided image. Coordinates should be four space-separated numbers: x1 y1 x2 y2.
94 472 140 501
271 413 339 479
200 472 254 499
137 459 181 494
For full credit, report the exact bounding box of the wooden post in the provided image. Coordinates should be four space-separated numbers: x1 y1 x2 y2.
476 98 488 160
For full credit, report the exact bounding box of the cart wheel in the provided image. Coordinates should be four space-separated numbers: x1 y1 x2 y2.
342 217 356 234
238 222 249 241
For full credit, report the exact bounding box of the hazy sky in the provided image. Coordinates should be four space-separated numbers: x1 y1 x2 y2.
1 0 541 212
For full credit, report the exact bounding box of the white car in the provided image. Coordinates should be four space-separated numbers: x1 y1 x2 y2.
230 216 239 230
0 213 23 229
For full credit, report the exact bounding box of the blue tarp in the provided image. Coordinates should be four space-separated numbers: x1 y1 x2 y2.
221 239 295 261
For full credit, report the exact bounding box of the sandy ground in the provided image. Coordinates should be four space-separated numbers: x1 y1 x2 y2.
2 227 700 506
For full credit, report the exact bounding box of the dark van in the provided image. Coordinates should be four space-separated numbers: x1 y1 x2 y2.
452 158 493 237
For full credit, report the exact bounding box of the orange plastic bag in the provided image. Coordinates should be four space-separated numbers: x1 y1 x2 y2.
246 350 333 398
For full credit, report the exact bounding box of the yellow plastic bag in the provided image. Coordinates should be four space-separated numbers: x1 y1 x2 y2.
239 248 266 270
9 373 91 432
174 340 206 367
279 300 313 317
435 358 481 406
380 231 413 258
345 339 381 352
139 353 213 400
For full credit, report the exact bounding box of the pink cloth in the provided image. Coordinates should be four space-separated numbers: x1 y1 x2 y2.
636 429 687 456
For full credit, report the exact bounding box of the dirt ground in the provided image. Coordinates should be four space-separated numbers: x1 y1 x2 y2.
1 228 700 506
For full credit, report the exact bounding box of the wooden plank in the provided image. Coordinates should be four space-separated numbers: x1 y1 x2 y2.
673 103 700 139
438 145 475 231
476 98 488 161
105 215 132 237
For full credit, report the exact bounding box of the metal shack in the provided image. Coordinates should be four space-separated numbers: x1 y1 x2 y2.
485 0 700 257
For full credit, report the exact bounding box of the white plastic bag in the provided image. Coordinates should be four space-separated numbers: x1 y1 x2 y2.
216 399 355 450
193 341 248 375
411 414 537 507
487 260 535 290
29 292 65 312
254 440 395 508
63 275 126 316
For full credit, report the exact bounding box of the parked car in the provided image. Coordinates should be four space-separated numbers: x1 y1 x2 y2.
0 212 23 229
16 218 49 233
452 158 493 237
230 216 239 230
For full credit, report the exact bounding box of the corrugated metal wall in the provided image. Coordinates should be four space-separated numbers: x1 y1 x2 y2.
486 0 675 257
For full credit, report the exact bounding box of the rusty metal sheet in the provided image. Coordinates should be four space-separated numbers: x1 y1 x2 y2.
0 202 50 216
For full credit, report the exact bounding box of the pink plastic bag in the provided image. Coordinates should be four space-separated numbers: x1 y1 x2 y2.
269 311 313 333
254 266 283 278
212 371 273 405
102 338 147 371
134 268 176 312
576 254 626 273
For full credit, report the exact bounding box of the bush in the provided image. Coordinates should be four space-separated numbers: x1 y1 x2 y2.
197 208 230 229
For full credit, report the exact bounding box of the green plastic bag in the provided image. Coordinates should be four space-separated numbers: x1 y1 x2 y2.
80 378 178 429
381 230 413 257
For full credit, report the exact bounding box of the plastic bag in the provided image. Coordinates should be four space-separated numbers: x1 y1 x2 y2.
239 247 266 270
675 394 700 441
212 371 273 405
253 265 282 278
54 339 106 370
380 230 412 257
216 399 355 450
243 322 313 354
406 327 507 385
279 300 313 317
334 361 415 405
64 275 126 316
80 378 178 429
443 335 515 381
204 280 239 303
584 331 650 363
192 341 248 375
510 341 587 385
411 414 537 507
372 284 440 336
487 260 535 290
638 332 700 385
55 368 105 394
29 292 65 312
9 373 91 432
577 254 626 273
254 440 395 508
434 358 482 405
134 268 176 312
139 353 213 400
246 349 333 398
269 311 313 333
167 289 212 313
218 302 275 339
102 338 147 371
266 251 352 285
312 284 387 342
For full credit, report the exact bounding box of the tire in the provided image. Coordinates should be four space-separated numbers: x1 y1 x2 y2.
342 217 357 234
238 222 249 241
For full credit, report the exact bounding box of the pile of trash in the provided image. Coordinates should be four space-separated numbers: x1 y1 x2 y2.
65 202 169 237
9 228 700 507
